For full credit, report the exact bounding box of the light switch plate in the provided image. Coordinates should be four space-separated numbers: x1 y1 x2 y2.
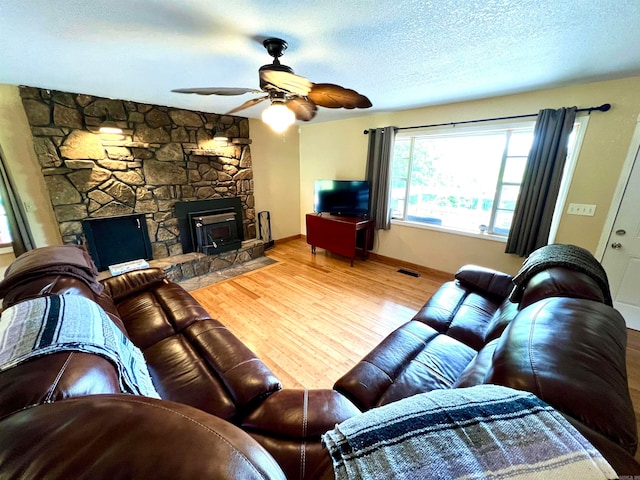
567 203 596 216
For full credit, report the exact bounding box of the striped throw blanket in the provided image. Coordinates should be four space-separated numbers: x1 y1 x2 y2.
0 294 159 398
322 385 617 480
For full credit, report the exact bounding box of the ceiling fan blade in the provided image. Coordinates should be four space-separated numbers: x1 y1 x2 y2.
260 70 312 96
171 87 262 96
307 83 372 109
226 95 269 115
286 97 318 121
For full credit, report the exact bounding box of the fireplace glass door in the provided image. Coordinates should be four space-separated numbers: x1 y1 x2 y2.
191 210 240 254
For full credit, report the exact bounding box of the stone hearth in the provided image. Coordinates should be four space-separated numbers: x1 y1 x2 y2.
97 239 266 284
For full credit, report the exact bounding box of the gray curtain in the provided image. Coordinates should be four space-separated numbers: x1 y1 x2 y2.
366 126 396 230
0 151 34 256
505 107 577 257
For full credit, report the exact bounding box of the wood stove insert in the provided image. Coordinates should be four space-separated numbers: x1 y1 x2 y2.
175 198 245 255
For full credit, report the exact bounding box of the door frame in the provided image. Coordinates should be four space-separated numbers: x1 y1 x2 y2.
596 113 640 259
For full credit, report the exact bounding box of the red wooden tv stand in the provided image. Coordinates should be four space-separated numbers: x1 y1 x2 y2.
305 213 375 266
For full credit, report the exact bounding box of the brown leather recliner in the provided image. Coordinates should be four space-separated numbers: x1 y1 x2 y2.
0 246 358 480
333 263 640 476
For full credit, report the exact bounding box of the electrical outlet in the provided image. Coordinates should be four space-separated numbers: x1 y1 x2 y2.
567 203 596 216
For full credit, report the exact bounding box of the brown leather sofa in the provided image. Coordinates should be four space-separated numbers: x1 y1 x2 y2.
0 245 638 479
0 246 356 480
335 263 640 475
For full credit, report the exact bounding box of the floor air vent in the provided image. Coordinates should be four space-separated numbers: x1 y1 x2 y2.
397 268 421 277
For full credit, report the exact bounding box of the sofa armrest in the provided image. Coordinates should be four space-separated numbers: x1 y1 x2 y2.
0 395 286 480
454 265 513 300
241 389 360 480
100 268 167 302
486 297 637 456
183 320 282 410
242 389 360 439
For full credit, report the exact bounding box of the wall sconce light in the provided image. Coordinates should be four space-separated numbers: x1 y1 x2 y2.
99 113 123 134
213 128 229 142
262 98 295 134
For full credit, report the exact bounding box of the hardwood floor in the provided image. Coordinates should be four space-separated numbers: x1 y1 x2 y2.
190 238 451 389
191 238 640 462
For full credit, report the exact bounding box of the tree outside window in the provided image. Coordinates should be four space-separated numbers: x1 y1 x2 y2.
390 124 535 236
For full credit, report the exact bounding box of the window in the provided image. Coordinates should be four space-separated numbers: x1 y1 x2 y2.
390 119 585 238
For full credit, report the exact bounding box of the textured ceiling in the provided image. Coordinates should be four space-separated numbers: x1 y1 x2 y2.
1 0 640 124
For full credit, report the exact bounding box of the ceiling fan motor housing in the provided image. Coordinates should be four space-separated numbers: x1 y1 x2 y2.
259 38 296 90
259 63 295 90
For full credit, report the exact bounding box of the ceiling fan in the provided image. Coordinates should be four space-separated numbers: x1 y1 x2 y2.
171 38 372 132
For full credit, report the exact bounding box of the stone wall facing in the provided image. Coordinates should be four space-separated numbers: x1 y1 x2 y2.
19 86 254 259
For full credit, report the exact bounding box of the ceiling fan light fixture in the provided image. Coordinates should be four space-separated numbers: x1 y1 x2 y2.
262 101 295 133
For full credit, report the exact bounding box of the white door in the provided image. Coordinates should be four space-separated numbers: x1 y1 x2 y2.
601 117 640 330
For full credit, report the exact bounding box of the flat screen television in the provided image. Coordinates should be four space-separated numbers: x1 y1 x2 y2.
314 180 370 217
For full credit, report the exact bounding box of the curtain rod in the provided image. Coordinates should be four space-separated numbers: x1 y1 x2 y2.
363 103 611 134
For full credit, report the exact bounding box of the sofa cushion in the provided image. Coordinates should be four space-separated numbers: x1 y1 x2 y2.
115 282 212 349
185 321 281 410
483 298 519 343
243 389 361 480
375 332 476 407
485 297 637 455
0 245 103 305
412 281 505 351
334 320 475 410
114 280 281 421
143 333 239 420
452 338 500 388
509 244 612 307
242 389 360 438
249 433 333 480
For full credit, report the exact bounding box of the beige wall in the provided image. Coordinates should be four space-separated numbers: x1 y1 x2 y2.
0 84 61 270
247 120 301 241
299 76 640 274
3 77 640 275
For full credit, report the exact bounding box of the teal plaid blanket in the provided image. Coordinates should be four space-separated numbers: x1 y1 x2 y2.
0 294 159 398
322 385 617 480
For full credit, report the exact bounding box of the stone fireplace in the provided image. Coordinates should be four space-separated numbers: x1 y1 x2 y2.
19 87 256 262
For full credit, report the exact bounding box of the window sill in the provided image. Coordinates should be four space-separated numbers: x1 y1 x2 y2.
391 219 508 243
0 245 13 255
